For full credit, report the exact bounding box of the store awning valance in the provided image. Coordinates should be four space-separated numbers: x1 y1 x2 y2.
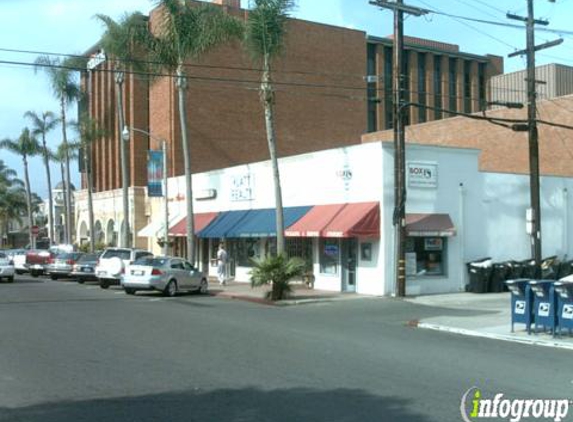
168 212 219 237
225 206 311 238
137 214 182 238
405 213 456 237
198 209 251 238
285 204 346 237
323 202 380 238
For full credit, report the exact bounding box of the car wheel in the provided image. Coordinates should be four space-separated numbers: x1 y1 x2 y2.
50 274 58 280
15 270 24 275
198 278 209 294
77 278 85 284
124 288 136 295
31 271 39 278
7 276 14 283
164 280 177 297
100 280 110 289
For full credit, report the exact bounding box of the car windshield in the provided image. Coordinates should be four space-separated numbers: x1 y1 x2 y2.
102 250 131 260
0 252 7 259
78 254 99 263
133 257 167 267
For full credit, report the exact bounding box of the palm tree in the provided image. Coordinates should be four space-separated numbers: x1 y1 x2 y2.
50 144 78 244
244 0 294 255
250 254 305 301
95 11 151 248
24 110 59 245
0 129 41 248
71 116 106 253
0 161 26 247
34 56 83 245
149 0 243 263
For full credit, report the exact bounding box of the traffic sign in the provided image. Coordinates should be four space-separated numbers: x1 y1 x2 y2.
31 225 39 236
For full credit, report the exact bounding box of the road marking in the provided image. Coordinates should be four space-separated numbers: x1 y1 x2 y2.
148 298 162 302
114 292 123 295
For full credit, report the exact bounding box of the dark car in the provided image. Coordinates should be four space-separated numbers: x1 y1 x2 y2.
70 253 100 284
46 252 84 280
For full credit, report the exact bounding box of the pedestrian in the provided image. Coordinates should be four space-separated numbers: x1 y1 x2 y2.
217 243 228 285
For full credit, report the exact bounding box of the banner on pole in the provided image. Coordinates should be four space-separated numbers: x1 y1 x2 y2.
147 150 164 197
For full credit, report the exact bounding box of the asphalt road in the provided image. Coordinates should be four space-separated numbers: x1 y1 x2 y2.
0 275 571 422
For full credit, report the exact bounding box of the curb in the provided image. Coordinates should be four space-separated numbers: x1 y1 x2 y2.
418 322 573 351
210 291 374 307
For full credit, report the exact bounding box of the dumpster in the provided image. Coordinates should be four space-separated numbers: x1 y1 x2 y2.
553 281 573 337
529 280 557 334
466 258 492 293
490 262 510 293
505 279 533 333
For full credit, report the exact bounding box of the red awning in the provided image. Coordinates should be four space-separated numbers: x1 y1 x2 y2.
169 212 218 237
322 202 380 238
405 213 456 237
284 204 346 237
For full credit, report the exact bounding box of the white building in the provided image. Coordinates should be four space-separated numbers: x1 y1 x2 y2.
76 141 573 296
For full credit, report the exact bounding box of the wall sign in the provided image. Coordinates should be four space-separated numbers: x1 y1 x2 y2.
230 174 255 202
407 162 438 188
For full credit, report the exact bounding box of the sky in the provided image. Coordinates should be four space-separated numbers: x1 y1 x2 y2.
1 0 572 199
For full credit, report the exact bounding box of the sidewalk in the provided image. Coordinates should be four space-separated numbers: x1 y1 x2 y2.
208 280 371 306
407 292 573 350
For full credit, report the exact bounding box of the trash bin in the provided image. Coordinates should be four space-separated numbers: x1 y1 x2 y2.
553 281 573 337
490 262 510 293
505 279 533 333
521 259 539 280
557 260 573 280
467 258 492 293
541 256 559 280
529 280 558 335
507 260 524 280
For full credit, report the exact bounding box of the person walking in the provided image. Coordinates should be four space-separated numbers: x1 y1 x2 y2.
217 243 228 285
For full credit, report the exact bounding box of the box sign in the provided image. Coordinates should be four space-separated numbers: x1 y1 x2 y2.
230 174 255 202
407 162 438 188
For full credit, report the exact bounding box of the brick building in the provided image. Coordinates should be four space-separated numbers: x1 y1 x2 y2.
78 0 504 248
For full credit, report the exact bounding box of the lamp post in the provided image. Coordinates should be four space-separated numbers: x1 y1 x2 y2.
122 126 170 256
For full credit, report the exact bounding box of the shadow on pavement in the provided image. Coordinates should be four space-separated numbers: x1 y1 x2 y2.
0 387 433 422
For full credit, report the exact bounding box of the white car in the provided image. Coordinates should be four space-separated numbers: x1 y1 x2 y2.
11 249 27 274
95 248 153 289
0 252 15 283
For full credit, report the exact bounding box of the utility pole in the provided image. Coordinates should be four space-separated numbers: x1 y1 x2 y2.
370 0 427 297
507 0 561 268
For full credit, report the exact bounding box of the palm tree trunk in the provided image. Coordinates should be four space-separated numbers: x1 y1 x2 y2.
60 98 73 245
116 71 131 248
261 57 285 256
22 156 34 249
85 147 95 253
42 134 54 245
177 66 195 264
60 160 68 244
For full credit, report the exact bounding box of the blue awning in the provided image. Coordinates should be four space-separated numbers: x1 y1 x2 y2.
225 206 312 238
198 206 312 238
198 210 251 238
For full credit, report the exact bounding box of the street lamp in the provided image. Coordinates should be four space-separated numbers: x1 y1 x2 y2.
122 126 170 256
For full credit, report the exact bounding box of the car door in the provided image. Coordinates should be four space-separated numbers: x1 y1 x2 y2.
169 259 187 289
183 260 199 288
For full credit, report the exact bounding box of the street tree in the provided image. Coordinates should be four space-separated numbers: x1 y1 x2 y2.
244 0 295 255
24 110 59 245
34 55 84 245
148 0 243 263
95 11 151 248
0 129 42 248
0 160 26 247
71 116 106 253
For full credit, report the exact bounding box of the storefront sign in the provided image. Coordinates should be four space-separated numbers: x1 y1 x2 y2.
336 165 353 191
424 237 443 251
230 174 255 201
407 162 438 188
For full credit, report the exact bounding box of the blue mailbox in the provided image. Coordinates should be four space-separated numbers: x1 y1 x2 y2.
505 279 533 333
529 280 557 334
553 281 573 337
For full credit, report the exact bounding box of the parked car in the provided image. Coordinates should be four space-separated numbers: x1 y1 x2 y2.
70 253 100 284
12 249 28 275
46 252 83 280
26 249 56 277
95 248 153 289
121 256 208 296
0 251 15 283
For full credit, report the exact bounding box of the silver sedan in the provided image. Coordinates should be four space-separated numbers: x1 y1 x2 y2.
121 256 208 297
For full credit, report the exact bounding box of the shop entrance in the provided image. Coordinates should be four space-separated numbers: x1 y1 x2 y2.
342 238 357 292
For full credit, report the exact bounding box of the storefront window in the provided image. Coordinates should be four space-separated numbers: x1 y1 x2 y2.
319 239 339 275
405 237 447 276
234 238 262 267
286 238 313 271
